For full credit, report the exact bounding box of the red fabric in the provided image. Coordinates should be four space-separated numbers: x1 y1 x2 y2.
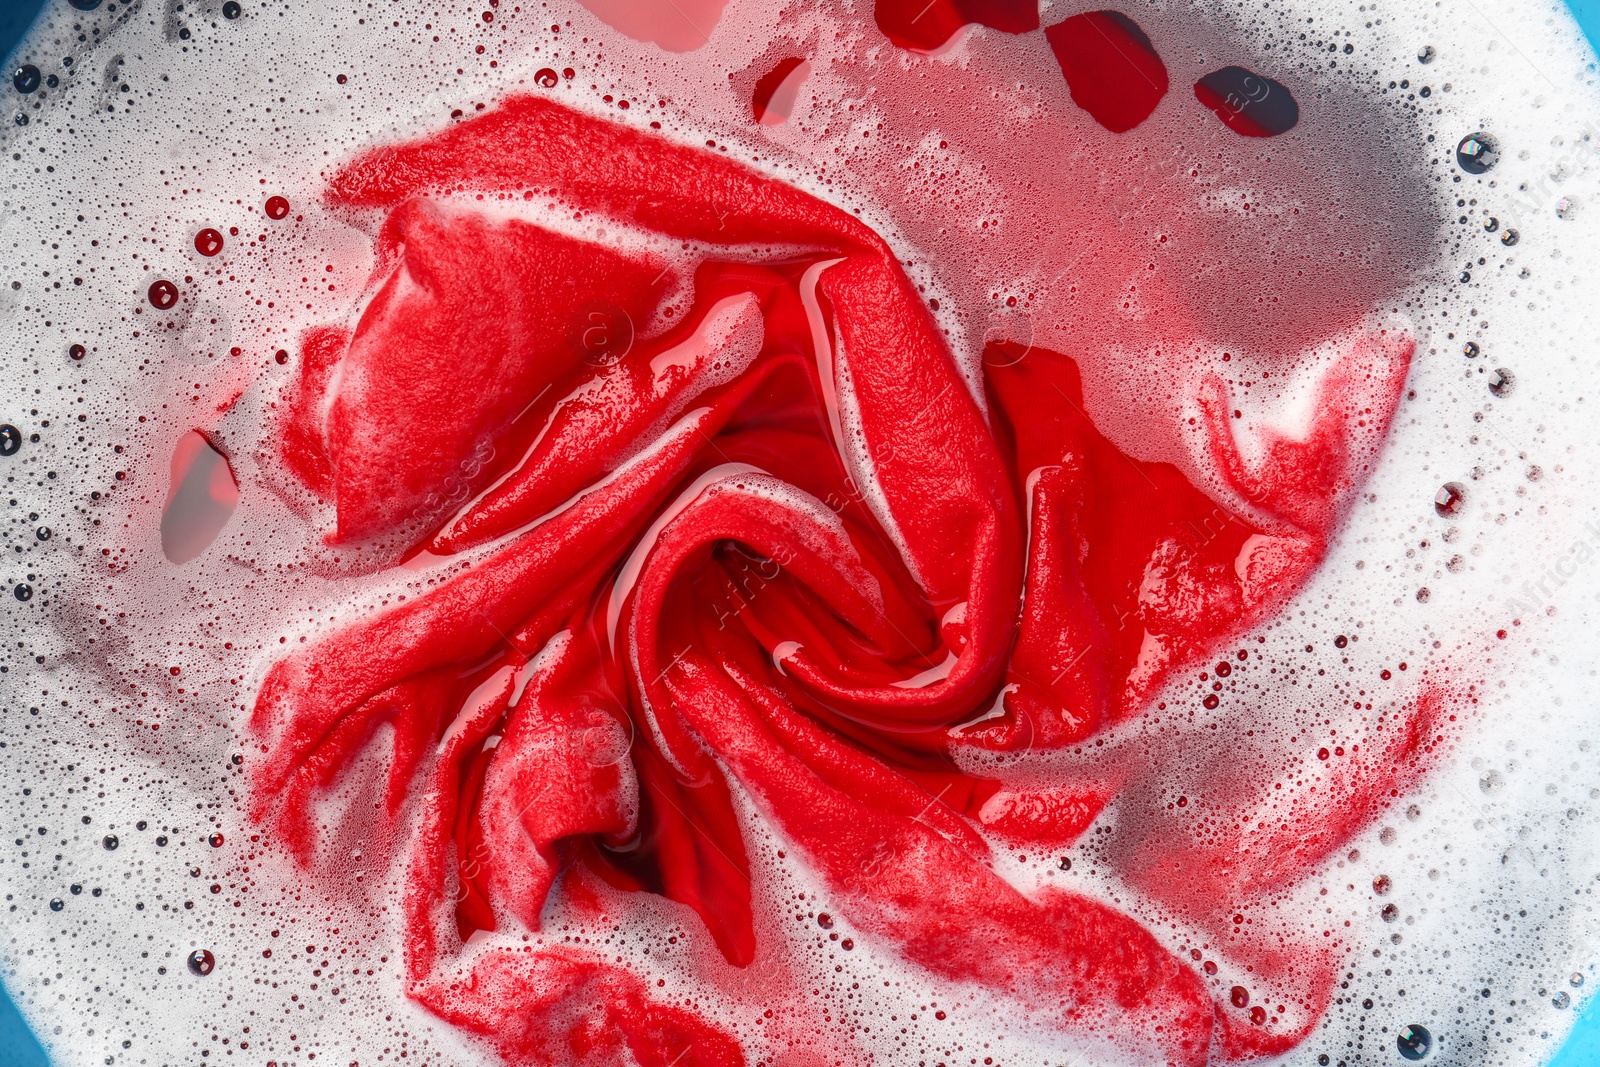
251 95 1448 1066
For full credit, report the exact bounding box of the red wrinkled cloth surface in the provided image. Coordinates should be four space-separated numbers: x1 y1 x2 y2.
250 94 1451 1066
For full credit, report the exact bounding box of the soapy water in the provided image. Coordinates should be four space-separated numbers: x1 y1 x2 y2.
0 0 1598 1065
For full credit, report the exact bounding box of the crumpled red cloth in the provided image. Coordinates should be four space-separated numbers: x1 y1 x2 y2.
250 94 1451 1066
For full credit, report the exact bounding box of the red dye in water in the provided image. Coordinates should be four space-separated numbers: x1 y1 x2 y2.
161 431 239 564
751 56 809 125
1045 11 1169 132
1195 66 1300 136
874 0 1040 53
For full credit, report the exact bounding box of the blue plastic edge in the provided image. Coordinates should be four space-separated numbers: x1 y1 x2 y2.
0 6 54 1063
0 7 53 1063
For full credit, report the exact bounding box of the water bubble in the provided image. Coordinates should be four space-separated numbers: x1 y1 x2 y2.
1397 1023 1431 1060
1373 874 1392 895
1202 694 1220 709
1417 45 1436 64
1214 661 1232 677
1500 228 1519 246
12 65 41 95
1479 768 1505 794
1456 133 1498 174
222 0 241 17
534 68 559 88
102 834 118 851
67 0 103 9
193 228 224 257
13 584 31 602
69 884 81 895
1488 368 1515 397
1381 903 1400 922
1335 635 1349 649
264 195 291 220
0 425 21 456
1434 482 1466 517
1556 196 1578 220
49 898 63 912
155 835 167 846
1230 985 1250 1008
1553 991 1571 1009
1462 341 1480 358
69 343 85 361
187 949 215 976
1482 216 1498 232
209 832 225 847
35 527 49 541
147 280 179 310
